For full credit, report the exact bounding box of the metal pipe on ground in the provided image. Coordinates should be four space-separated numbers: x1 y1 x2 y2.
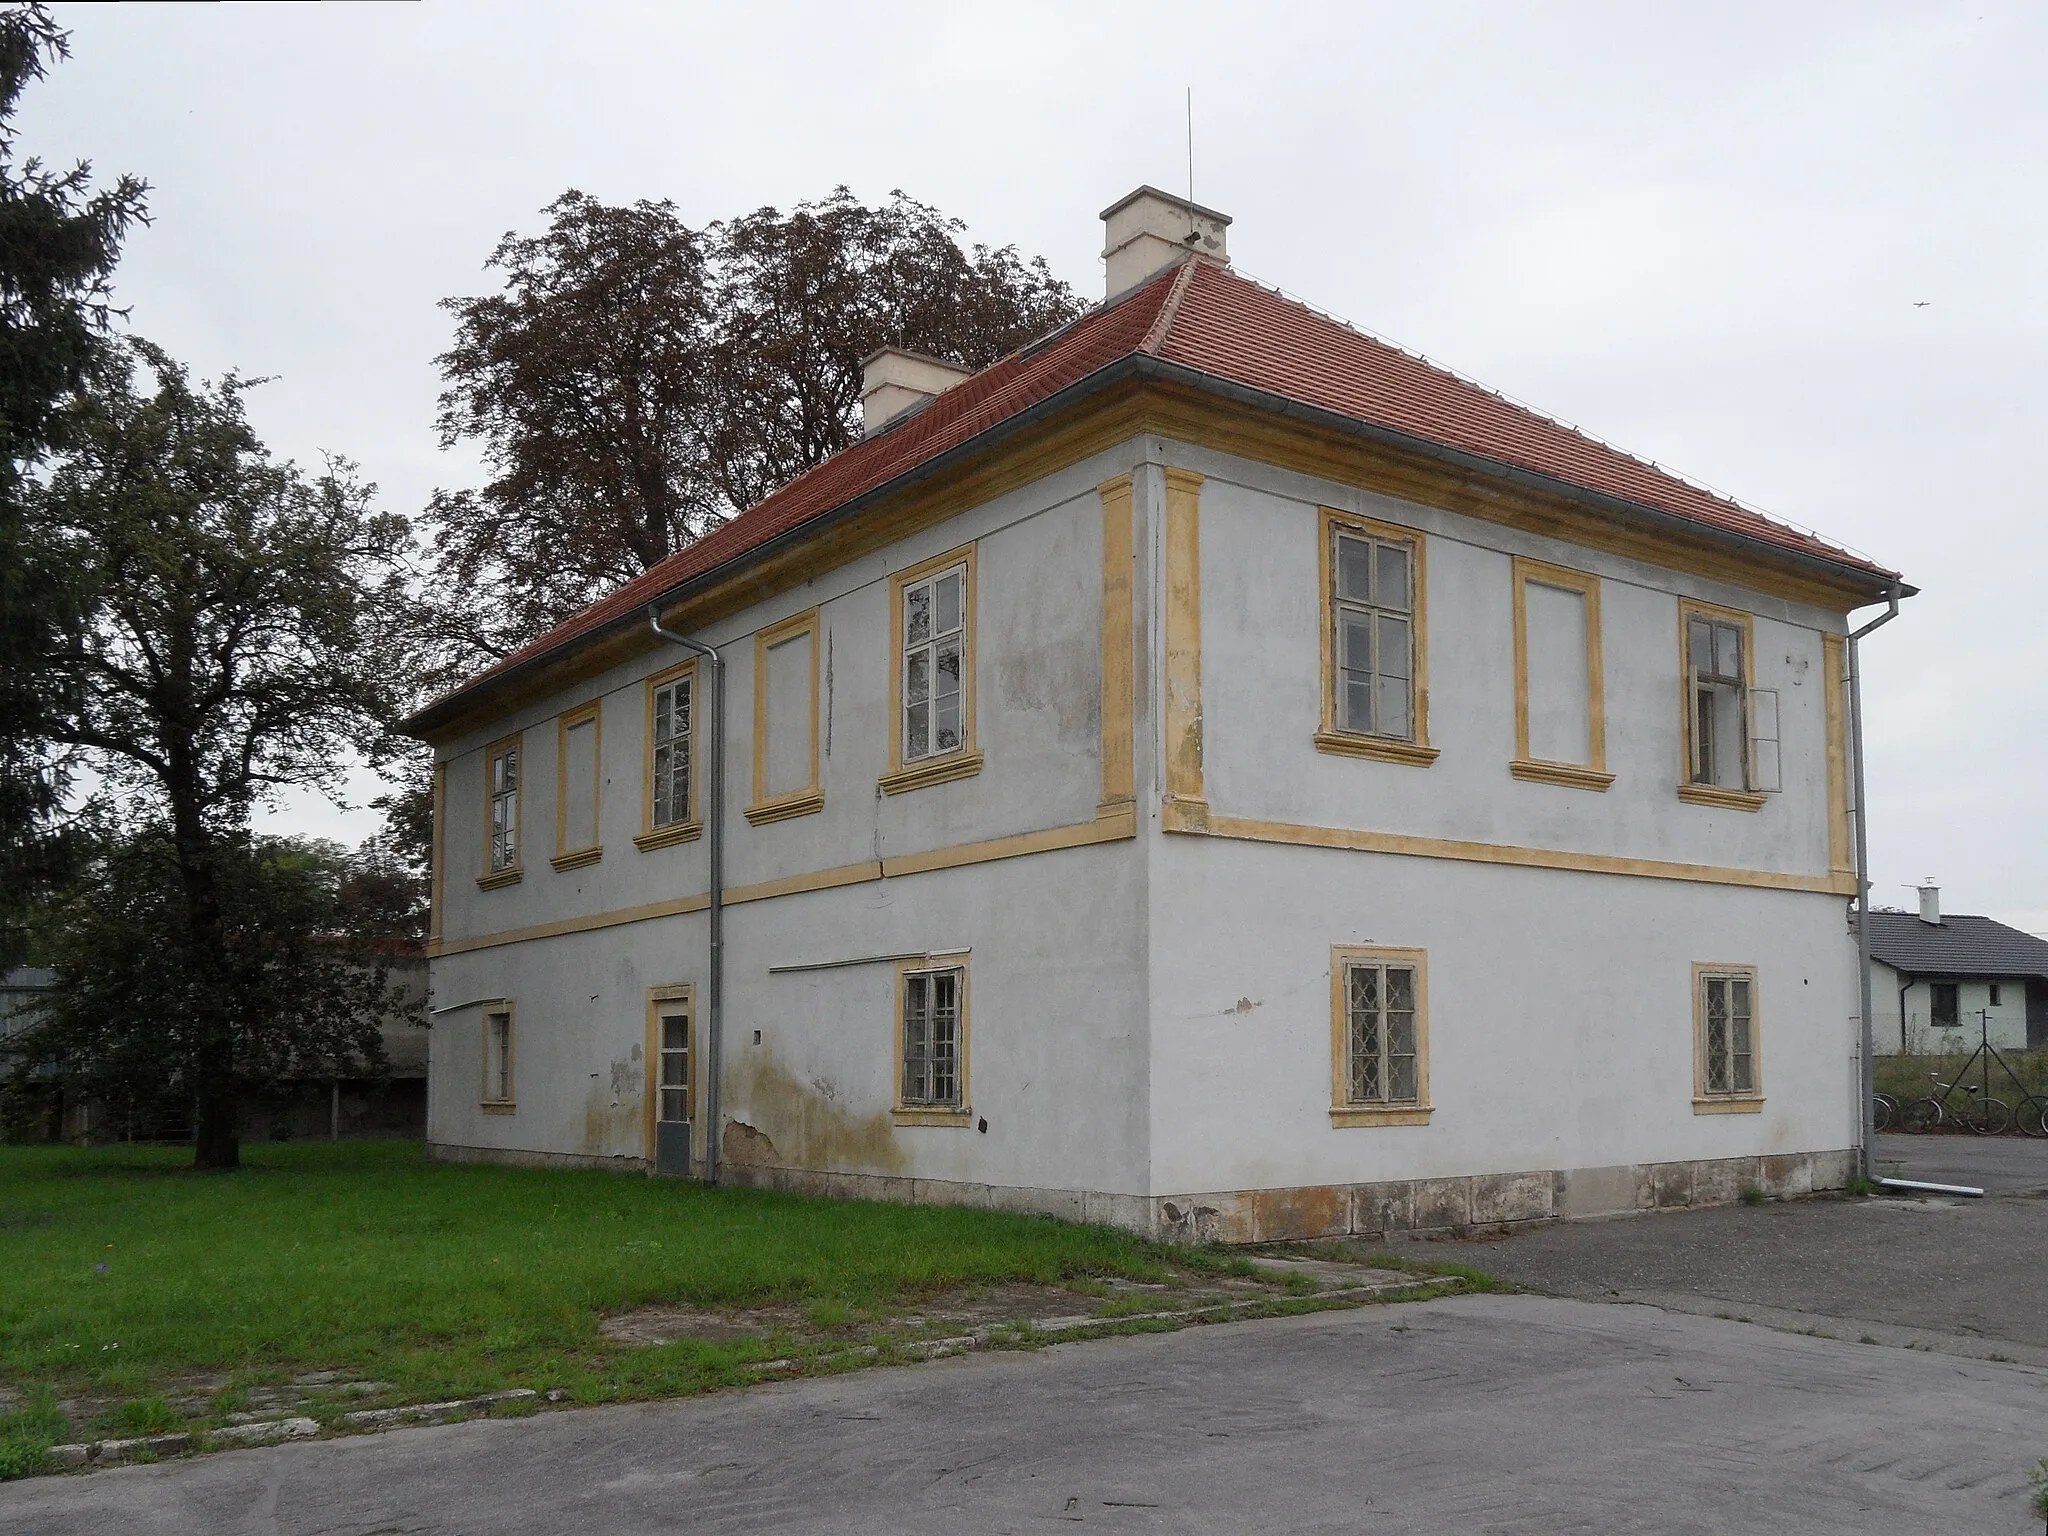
1876 1178 1984 1198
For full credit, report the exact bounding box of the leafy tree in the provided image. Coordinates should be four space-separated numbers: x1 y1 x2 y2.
0 3 147 965
426 186 1083 662
16 339 415 1168
6 830 402 1144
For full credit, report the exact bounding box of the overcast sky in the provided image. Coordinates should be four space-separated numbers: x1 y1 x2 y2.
28 1 2046 931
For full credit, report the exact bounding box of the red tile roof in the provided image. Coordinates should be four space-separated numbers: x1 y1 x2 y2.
415 258 1895 730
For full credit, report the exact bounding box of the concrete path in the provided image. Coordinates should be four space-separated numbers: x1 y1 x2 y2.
4 1295 2044 1534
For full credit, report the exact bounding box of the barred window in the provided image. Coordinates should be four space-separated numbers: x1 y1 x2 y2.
1343 959 1421 1106
651 672 693 829
1695 966 1761 1102
900 966 963 1109
483 1008 514 1106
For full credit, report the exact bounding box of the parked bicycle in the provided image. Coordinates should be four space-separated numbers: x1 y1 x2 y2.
1894 1007 2048 1138
1902 1074 2008 1135
1872 1091 1900 1132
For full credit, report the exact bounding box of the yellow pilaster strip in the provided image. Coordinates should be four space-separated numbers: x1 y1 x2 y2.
1822 633 1853 882
1098 474 1136 815
1162 466 1207 824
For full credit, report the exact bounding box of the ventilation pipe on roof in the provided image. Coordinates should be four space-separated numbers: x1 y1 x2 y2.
859 348 973 437
1850 583 1904 1184
1917 882 1941 926
1100 185 1230 299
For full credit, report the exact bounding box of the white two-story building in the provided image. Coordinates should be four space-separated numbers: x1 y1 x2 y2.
404 188 1907 1241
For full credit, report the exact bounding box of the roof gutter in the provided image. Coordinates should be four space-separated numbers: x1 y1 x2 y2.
408 353 1906 739
1848 581 1904 1181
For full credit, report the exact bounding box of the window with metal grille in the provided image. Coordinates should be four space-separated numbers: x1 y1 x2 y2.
1343 959 1421 1106
900 966 963 1109
901 564 966 763
1331 529 1415 740
1698 969 1758 1098
487 744 520 872
483 1009 514 1105
657 1010 690 1124
651 672 693 828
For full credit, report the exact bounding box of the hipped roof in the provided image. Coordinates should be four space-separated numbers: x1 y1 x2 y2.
409 258 1901 737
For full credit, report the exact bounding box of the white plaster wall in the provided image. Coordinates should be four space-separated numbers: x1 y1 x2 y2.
1145 835 1860 1196
1870 963 2032 1054
1188 449 1840 879
426 839 1151 1194
432 445 1133 955
427 438 1154 1190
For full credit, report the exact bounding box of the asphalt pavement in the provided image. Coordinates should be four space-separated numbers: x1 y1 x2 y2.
1390 1134 2048 1365
3 1295 2044 1535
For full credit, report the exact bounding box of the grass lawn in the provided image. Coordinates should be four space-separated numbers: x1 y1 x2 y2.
0 1139 1255 1475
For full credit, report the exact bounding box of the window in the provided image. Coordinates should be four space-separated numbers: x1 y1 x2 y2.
1329 946 1431 1126
882 545 981 794
637 660 700 850
1989 983 2003 1008
746 608 823 825
1693 966 1762 1110
553 701 601 870
1315 509 1435 766
1511 558 1612 790
482 1005 515 1110
479 735 522 887
1679 601 1778 807
1930 981 1959 1030
895 959 971 1124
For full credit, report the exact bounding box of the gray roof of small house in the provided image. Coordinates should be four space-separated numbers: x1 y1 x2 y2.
1867 912 2048 981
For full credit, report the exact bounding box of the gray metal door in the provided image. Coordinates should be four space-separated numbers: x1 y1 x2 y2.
655 1007 692 1176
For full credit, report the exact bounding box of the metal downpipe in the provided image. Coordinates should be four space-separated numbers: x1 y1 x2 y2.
1848 583 1902 1181
648 607 724 1187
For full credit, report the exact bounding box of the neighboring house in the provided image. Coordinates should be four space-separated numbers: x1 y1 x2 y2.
0 966 55 1061
1869 886 2048 1055
403 187 1907 1242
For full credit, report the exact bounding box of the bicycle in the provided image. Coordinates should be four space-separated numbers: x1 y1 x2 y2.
1872 1091 1900 1132
2017 1094 2048 1139
1902 1073 2009 1135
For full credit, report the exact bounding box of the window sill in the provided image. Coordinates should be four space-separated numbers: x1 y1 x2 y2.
893 1107 974 1127
634 820 703 852
1677 783 1767 812
879 751 984 796
1510 759 1615 792
1329 1105 1433 1127
1313 731 1439 767
1693 1096 1764 1115
550 846 602 872
476 868 523 891
480 1101 517 1115
744 789 825 827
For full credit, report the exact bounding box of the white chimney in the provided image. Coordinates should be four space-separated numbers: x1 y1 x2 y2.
1100 185 1230 299
859 348 973 436
1917 882 1941 926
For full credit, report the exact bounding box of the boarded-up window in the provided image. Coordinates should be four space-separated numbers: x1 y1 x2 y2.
558 704 600 859
1511 559 1606 787
1524 581 1591 765
750 609 821 823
